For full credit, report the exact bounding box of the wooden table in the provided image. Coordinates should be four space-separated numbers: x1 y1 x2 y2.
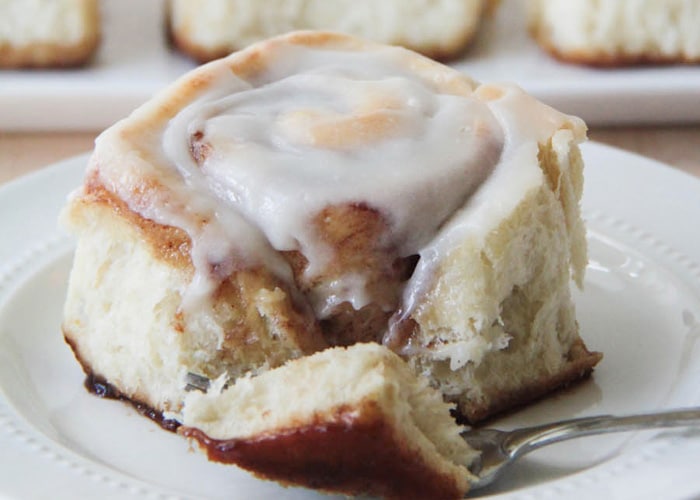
1 126 699 186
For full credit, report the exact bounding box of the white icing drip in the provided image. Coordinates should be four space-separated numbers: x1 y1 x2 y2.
312 273 373 318
159 44 504 318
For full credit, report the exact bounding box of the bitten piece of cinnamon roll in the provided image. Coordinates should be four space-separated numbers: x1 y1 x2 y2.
61 31 601 492
181 343 479 500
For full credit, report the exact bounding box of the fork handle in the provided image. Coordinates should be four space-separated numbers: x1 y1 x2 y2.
505 407 700 459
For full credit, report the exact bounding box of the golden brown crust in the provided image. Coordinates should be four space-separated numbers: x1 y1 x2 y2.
172 34 474 65
0 38 99 68
459 339 603 424
169 31 232 65
169 28 372 65
181 401 468 500
119 29 477 149
82 171 193 269
531 30 700 67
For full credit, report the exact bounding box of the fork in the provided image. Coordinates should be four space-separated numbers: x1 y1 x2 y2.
461 407 700 490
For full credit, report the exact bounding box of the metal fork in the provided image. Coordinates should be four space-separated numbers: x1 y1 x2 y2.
461 407 700 490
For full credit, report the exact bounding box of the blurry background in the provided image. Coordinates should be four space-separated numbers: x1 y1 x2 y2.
1 0 699 183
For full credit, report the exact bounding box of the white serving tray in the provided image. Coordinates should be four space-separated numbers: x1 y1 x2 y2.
1 0 700 130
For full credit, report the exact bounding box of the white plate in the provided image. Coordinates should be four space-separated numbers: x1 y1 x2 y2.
2 0 700 130
1 142 700 499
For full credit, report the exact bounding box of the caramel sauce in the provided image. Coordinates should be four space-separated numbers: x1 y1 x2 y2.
180 414 463 500
84 373 180 432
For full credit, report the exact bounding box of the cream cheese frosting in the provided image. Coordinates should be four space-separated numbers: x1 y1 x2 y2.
88 31 585 335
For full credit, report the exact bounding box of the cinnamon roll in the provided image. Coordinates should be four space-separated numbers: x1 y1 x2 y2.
167 0 495 62
62 31 600 433
0 0 100 68
181 343 479 499
529 0 700 66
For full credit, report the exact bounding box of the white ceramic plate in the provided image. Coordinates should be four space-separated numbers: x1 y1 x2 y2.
2 0 700 130
1 142 700 499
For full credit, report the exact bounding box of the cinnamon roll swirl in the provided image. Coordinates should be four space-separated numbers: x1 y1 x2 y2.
62 31 600 433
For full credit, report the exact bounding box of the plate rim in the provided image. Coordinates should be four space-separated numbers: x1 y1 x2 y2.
1 143 700 499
